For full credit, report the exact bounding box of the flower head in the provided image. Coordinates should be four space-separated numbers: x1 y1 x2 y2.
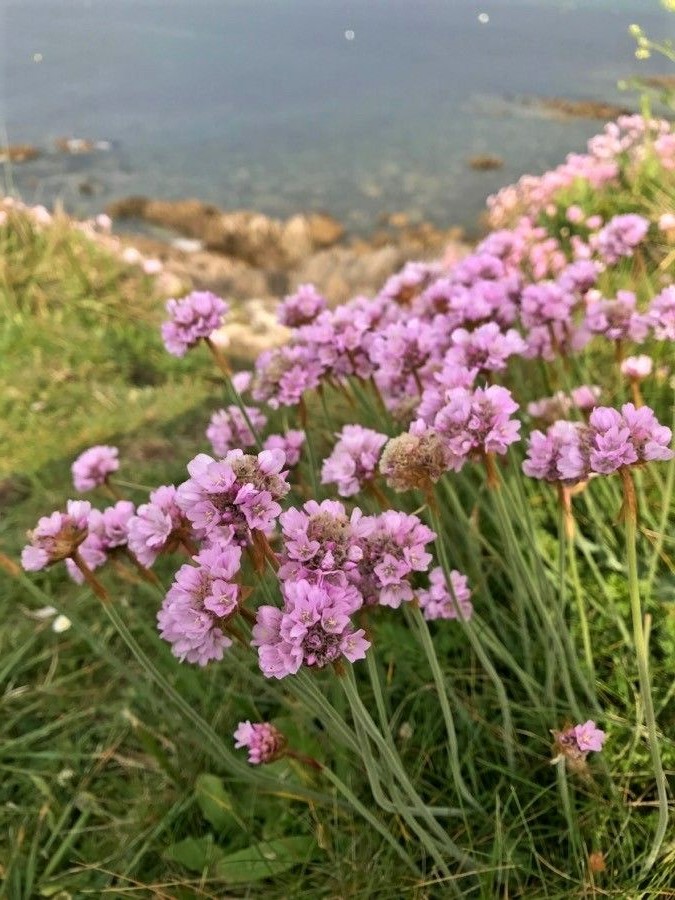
252 580 368 679
278 284 326 327
321 425 388 496
552 720 606 771
262 430 305 467
234 721 286 764
621 355 653 380
380 425 449 493
157 542 242 666
177 450 289 542
595 213 649 264
206 405 267 456
127 485 190 567
418 567 473 621
22 501 91 571
356 511 435 608
161 291 228 357
72 445 119 492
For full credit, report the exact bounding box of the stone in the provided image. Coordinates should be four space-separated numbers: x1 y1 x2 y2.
0 144 40 163
468 154 504 171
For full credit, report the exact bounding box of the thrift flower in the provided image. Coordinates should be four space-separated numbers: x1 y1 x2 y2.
380 425 449 493
252 580 368 679
22 501 91 571
595 213 649 264
321 425 388 496
127 485 189 567
262 430 305 467
649 286 675 341
418 567 473 621
552 720 606 771
357 511 435 608
157 543 242 666
206 405 267 456
72 445 119 492
234 721 286 764
621 355 653 380
278 284 326 327
177 450 289 542
161 291 228 357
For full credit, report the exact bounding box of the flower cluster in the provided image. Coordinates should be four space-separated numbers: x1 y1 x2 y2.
206 405 267 456
278 283 326 327
177 449 290 543
22 501 91 571
161 291 229 357
356 511 435 608
278 500 367 585
252 580 369 678
127 485 190 567
158 543 242 665
262 430 305 467
321 425 388 496
552 720 606 771
523 403 673 483
418 567 473 621
72 445 119 492
234 721 286 764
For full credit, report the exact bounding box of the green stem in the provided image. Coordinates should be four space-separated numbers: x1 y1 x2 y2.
565 524 596 696
428 502 516 771
622 469 669 871
407 605 481 811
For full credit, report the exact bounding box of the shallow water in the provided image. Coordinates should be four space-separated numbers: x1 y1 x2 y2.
1 0 672 231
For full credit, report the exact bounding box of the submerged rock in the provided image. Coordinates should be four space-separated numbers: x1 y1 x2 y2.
522 96 632 120
468 154 504 171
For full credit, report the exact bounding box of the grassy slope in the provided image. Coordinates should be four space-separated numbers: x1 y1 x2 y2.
1 188 675 898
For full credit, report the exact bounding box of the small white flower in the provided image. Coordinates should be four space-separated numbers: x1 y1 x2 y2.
52 614 72 633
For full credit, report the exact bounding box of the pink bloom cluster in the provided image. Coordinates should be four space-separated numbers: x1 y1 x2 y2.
594 214 649 265
158 543 242 665
161 291 228 357
177 449 289 543
234 721 286 764
278 284 326 327
649 286 675 341
252 580 369 678
262 430 305 467
22 501 91 571
321 425 388 496
418 567 473 621
278 500 367 585
523 404 673 483
72 445 119 492
206 405 267 456
420 385 521 472
356 511 435 608
585 290 649 343
553 720 606 767
127 485 188 567
66 500 135 583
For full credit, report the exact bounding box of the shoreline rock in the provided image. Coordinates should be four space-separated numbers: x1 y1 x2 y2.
521 96 632 120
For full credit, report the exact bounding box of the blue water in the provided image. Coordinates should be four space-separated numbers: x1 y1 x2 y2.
1 0 672 231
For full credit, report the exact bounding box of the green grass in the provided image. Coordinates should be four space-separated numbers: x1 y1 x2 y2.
2 164 675 899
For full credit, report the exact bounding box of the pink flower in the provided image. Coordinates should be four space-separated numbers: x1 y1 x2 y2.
252 580 368 679
161 291 228 357
72 445 119 492
206 405 267 456
431 385 521 471
234 721 286 764
177 450 289 543
595 213 649 264
418 567 473 621
585 290 649 343
321 425 388 496
157 542 242 666
66 500 135 583
278 500 367 585
523 421 588 484
573 720 606 753
262 430 305 467
356 511 435 608
621 355 653 380
278 284 326 327
22 501 91 571
127 485 188 567
649 286 675 341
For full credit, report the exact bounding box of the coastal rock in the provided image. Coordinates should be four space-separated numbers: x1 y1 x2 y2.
468 154 504 171
106 198 345 268
0 144 40 163
523 97 632 120
291 245 404 304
